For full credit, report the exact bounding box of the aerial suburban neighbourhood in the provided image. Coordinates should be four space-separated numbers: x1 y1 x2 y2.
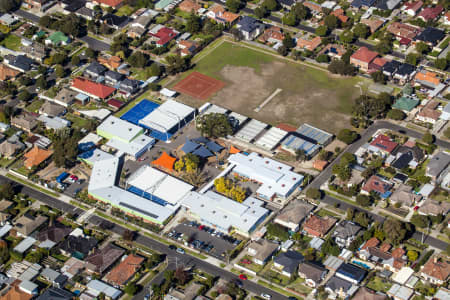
0 0 448 299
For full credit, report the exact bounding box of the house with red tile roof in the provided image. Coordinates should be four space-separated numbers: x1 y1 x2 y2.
93 0 124 8
206 4 240 25
0 64 20 81
402 1 423 16
361 175 393 197
107 99 125 111
368 135 398 155
258 26 284 44
418 5 443 21
361 18 385 34
445 11 450 26
361 237 380 250
148 25 179 47
105 254 145 287
24 146 53 169
414 70 441 88
319 44 346 59
71 77 116 100
178 0 201 13
350 47 379 72
303 1 322 14
330 9 349 23
296 34 322 51
421 256 450 285
386 22 421 42
303 215 337 237
369 57 387 72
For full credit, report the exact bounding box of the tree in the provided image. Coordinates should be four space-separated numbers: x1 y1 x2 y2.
316 54 329 63
39 15 53 28
383 218 407 244
51 52 67 65
71 55 80 66
341 153 356 166
406 53 420 66
226 0 241 12
324 15 339 29
19 76 32 87
186 14 201 33
332 163 351 181
371 70 386 84
174 267 189 285
127 51 149 68
254 6 267 19
149 63 162 77
353 23 369 39
340 30 354 43
356 194 372 207
282 33 295 49
375 32 394 54
322 238 340 256
328 59 356 76
354 212 370 227
337 129 358 144
0 183 14 200
434 58 448 70
282 12 297 26
277 45 288 56
166 54 191 75
122 229 135 241
266 223 289 241
346 208 354 221
295 149 307 161
196 113 232 138
315 25 328 36
387 109 406 120
18 90 31 102
407 250 418 262
0 240 9 264
415 42 430 55
444 127 450 139
422 132 434 144
292 3 309 20
262 0 278 11
306 188 321 200
411 214 429 228
124 282 139 295
319 149 331 161
55 64 65 78
36 76 48 90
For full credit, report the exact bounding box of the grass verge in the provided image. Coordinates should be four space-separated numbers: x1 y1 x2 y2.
257 280 304 299
6 173 60 197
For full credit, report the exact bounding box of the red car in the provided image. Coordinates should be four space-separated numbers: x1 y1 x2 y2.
241 259 252 264
239 274 247 280
199 225 205 230
414 206 419 211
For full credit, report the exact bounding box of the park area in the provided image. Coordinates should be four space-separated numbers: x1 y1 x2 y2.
171 40 369 133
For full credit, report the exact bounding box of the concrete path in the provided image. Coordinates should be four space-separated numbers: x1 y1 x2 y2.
254 88 282 112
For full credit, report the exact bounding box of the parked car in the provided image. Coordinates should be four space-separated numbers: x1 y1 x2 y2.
260 293 271 299
239 274 247 280
176 248 185 254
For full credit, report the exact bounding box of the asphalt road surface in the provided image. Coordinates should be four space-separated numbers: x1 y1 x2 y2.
0 175 289 300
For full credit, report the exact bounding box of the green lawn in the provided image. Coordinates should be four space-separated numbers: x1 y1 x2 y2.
25 99 44 113
260 262 292 286
365 276 393 293
115 5 135 16
65 113 90 129
257 280 304 300
237 255 264 273
172 40 368 133
287 278 312 295
6 174 60 197
0 34 22 51
316 208 341 218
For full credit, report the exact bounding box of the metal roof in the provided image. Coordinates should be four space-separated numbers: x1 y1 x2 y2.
296 123 333 145
202 104 228 115
254 127 288 150
0 224 12 238
87 280 121 299
13 236 36 254
97 116 143 143
282 135 320 156
106 134 154 157
235 119 267 142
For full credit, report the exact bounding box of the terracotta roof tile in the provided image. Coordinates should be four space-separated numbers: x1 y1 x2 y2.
24 146 53 169
351 47 378 64
105 254 145 286
71 77 116 99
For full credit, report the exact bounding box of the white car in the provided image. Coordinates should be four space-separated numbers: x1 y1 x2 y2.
260 293 271 299
176 248 185 254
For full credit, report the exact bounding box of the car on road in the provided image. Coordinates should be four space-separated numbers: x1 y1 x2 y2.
398 130 406 134
168 245 177 250
260 293 271 299
176 248 185 254
239 274 247 280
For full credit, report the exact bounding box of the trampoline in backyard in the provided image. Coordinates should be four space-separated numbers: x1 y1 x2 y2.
120 99 160 125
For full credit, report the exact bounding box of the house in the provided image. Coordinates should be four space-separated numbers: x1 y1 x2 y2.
279 0 295 10
178 40 199 57
390 142 424 169
104 254 144 287
36 287 73 300
418 199 450 216
361 18 385 34
119 78 140 95
274 200 314 232
368 134 398 155
4 55 36 72
445 11 450 26
52 88 76 107
376 0 402 10
85 243 125 274
369 57 387 72
361 237 380 251
325 275 354 299
11 114 38 133
247 239 279 265
128 14 152 38
332 221 362 248
23 146 53 169
394 63 416 84
415 70 440 89
85 61 107 78
353 287 387 300
39 102 66 117
85 280 121 300
206 5 240 26
20 43 46 62
441 103 450 121
148 25 179 47
37 223 72 247
236 16 263 41
98 55 122 70
178 0 201 13
303 1 322 14
59 235 98 259
0 280 33 300
273 251 304 278
313 160 328 171
331 9 349 23
101 14 129 29
0 140 24 158
390 184 421 207
40 268 67 288
383 60 402 77
104 70 124 85
165 282 203 300
336 263 366 284
426 152 450 182
303 215 337 238
258 26 284 44
387 284 414 300
415 27 445 46
392 96 420 112
45 32 70 46
13 214 48 237
350 47 379 72
417 5 443 21
107 99 124 111
71 77 116 100
319 44 346 59
296 34 322 51
298 262 328 287
93 0 125 8
0 13 17 26
361 175 393 198
75 7 96 21
402 1 423 16
0 64 20 81
61 257 85 279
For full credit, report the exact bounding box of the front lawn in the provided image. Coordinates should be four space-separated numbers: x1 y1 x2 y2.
287 278 312 294
1 34 22 51
25 99 44 113
365 276 393 293
115 5 136 16
316 208 340 218
237 255 264 273
65 113 90 129
260 262 292 286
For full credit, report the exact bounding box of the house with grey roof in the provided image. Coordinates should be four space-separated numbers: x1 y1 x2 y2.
236 16 264 40
273 251 304 278
426 152 450 183
85 61 107 78
119 78 140 95
298 262 328 287
105 70 124 86
274 200 314 232
247 239 279 265
325 275 356 299
37 287 73 300
332 221 362 248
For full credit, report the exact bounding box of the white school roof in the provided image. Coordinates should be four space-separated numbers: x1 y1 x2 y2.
106 134 154 157
78 133 102 145
127 165 193 205
139 99 195 133
229 152 304 199
89 157 119 191
254 127 288 151
181 191 268 234
0 224 12 238
79 108 111 121
235 119 267 142
228 111 248 127
80 148 115 165
97 116 143 143
13 237 36 254
392 267 414 285
203 104 228 115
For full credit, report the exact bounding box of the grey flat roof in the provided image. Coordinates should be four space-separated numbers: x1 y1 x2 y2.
235 119 267 142
13 236 36 254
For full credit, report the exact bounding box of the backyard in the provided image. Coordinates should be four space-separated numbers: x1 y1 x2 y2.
171 40 370 134
0 34 21 51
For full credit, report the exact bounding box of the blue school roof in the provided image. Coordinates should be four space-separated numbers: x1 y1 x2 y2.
120 100 160 125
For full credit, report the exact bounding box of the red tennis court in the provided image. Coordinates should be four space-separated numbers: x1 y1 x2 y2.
173 72 225 100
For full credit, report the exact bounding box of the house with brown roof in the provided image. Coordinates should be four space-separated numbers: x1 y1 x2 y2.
319 44 346 59
85 243 125 274
61 257 85 279
402 1 423 16
258 26 284 44
303 1 322 14
298 262 328 287
274 200 315 232
296 34 322 51
386 22 421 42
178 40 199 57
105 254 144 287
38 223 72 245
303 215 337 237
0 140 25 159
416 100 441 124
0 280 33 300
178 0 201 13
11 114 38 133
206 4 240 25
418 5 443 22
414 70 441 88
418 199 450 216
352 287 387 300
361 18 385 34
247 239 279 265
361 175 393 198
13 214 48 237
23 146 53 169
39 102 66 117
330 9 348 23
0 64 20 81
313 160 328 171
421 256 450 285
98 55 122 70
390 184 422 207
350 47 379 72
